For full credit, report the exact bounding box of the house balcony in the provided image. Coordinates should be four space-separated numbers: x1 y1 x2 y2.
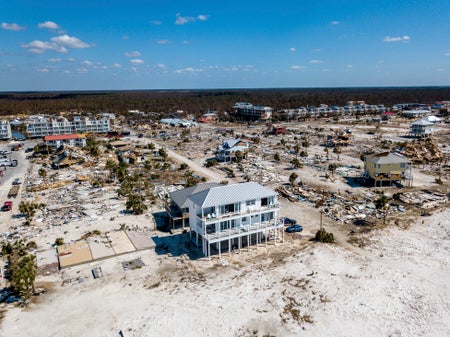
197 203 280 224
203 220 283 244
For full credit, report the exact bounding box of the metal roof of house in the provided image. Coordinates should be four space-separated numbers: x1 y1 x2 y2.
170 182 221 209
44 133 86 141
411 119 434 126
366 152 410 165
188 182 277 208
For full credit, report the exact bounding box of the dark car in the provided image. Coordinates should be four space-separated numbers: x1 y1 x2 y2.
25 147 34 153
285 224 303 233
283 217 297 225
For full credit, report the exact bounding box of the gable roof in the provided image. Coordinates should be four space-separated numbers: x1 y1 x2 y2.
188 182 277 208
170 182 221 209
366 152 410 165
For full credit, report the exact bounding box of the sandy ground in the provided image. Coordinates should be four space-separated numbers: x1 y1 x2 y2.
1 206 448 337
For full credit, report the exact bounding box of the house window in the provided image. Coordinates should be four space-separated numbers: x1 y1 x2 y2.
246 199 256 206
376 164 381 169
400 163 406 168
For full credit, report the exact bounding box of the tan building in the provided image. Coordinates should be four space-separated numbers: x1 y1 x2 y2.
363 152 412 187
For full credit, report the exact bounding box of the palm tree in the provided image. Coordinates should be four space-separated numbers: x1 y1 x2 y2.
289 172 298 186
291 158 302 169
374 194 390 225
38 168 47 183
126 193 147 215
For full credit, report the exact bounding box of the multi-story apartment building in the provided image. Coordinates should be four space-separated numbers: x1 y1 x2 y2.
26 115 111 138
187 182 283 258
0 120 12 140
233 102 273 120
44 134 87 148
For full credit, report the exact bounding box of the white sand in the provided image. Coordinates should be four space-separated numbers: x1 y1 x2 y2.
1 207 448 337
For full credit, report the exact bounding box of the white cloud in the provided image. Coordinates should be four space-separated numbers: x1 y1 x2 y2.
312 49 321 52
47 58 61 62
444 50 450 56
81 60 94 67
309 60 323 64
175 13 208 25
21 40 68 54
157 39 170 45
38 21 60 30
51 35 90 48
36 67 49 73
125 51 141 57
290 47 296 52
330 21 340 25
113 63 121 69
182 40 190 45
383 35 410 42
130 59 144 64
76 67 88 74
291 65 306 70
151 20 162 25
346 64 353 68
174 67 203 74
1 22 26 31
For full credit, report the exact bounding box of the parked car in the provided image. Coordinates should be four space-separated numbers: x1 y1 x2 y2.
283 217 297 225
2 201 13 211
285 224 303 233
12 178 22 185
25 147 34 153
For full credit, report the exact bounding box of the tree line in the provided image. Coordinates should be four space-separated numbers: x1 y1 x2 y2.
0 87 448 117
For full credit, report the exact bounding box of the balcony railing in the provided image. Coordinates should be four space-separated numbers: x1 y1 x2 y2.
196 203 280 223
203 220 283 242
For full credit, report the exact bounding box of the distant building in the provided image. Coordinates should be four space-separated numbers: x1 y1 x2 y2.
160 118 197 127
362 152 412 187
233 102 272 120
199 112 218 123
44 133 87 148
410 119 434 138
187 182 282 258
215 138 249 162
26 115 111 138
0 120 12 140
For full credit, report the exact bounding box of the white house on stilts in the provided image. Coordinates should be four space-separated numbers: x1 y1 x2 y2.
187 182 283 258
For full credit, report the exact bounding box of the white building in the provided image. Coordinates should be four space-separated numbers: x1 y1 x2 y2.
0 120 12 140
233 102 273 120
187 182 283 258
410 119 434 137
44 133 87 148
26 115 111 138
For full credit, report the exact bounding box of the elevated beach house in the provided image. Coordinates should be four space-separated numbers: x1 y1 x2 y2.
362 152 412 187
187 182 283 258
215 138 249 162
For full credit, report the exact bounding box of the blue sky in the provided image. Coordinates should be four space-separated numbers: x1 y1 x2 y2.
1 0 449 91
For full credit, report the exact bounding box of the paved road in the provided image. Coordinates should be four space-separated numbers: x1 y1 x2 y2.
0 141 35 233
164 146 232 183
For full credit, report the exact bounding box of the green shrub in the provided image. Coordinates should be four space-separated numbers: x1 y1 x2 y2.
314 229 334 243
